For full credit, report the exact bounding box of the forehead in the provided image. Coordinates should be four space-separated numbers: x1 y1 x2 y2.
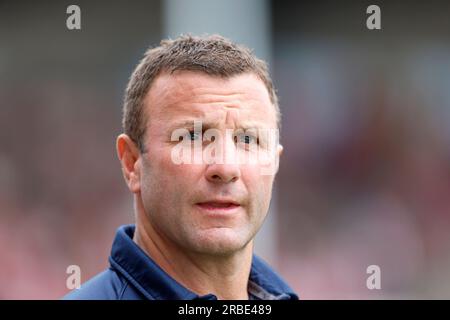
143 71 277 129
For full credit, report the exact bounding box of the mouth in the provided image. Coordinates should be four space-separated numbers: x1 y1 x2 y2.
195 200 241 213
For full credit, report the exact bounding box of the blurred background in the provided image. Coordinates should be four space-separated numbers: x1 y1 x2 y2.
1 0 450 299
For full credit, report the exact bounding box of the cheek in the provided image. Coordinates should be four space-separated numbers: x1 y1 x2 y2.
260 177 275 208
244 168 275 206
143 148 200 203
140 148 172 202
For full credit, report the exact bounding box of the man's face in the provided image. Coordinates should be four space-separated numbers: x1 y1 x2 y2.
137 71 281 255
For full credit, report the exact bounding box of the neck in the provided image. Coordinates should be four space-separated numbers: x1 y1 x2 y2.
133 195 253 300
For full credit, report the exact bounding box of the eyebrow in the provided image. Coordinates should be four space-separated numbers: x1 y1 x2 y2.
168 119 218 131
167 119 269 132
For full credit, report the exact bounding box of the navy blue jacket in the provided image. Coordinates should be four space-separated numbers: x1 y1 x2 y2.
64 224 298 300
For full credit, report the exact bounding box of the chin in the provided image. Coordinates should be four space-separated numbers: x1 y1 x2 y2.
189 228 251 256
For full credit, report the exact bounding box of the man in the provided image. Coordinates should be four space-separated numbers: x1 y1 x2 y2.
64 34 298 300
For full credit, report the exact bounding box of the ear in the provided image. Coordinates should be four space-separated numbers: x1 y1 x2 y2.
274 144 283 175
277 144 284 157
116 134 142 193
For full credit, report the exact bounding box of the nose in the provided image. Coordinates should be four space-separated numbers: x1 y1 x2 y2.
205 162 241 184
205 132 241 184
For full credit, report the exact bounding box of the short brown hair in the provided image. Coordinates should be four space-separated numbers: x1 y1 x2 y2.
122 34 280 152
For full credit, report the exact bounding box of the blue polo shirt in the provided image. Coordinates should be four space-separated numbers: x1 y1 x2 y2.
64 224 298 300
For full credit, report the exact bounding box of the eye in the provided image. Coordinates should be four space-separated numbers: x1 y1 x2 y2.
234 133 258 145
186 130 201 141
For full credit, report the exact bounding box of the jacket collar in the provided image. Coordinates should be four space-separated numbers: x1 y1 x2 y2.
109 224 298 300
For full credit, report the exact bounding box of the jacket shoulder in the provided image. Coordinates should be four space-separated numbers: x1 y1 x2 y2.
63 268 143 300
251 255 298 299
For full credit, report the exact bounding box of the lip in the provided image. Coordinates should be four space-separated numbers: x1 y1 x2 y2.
195 200 241 213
